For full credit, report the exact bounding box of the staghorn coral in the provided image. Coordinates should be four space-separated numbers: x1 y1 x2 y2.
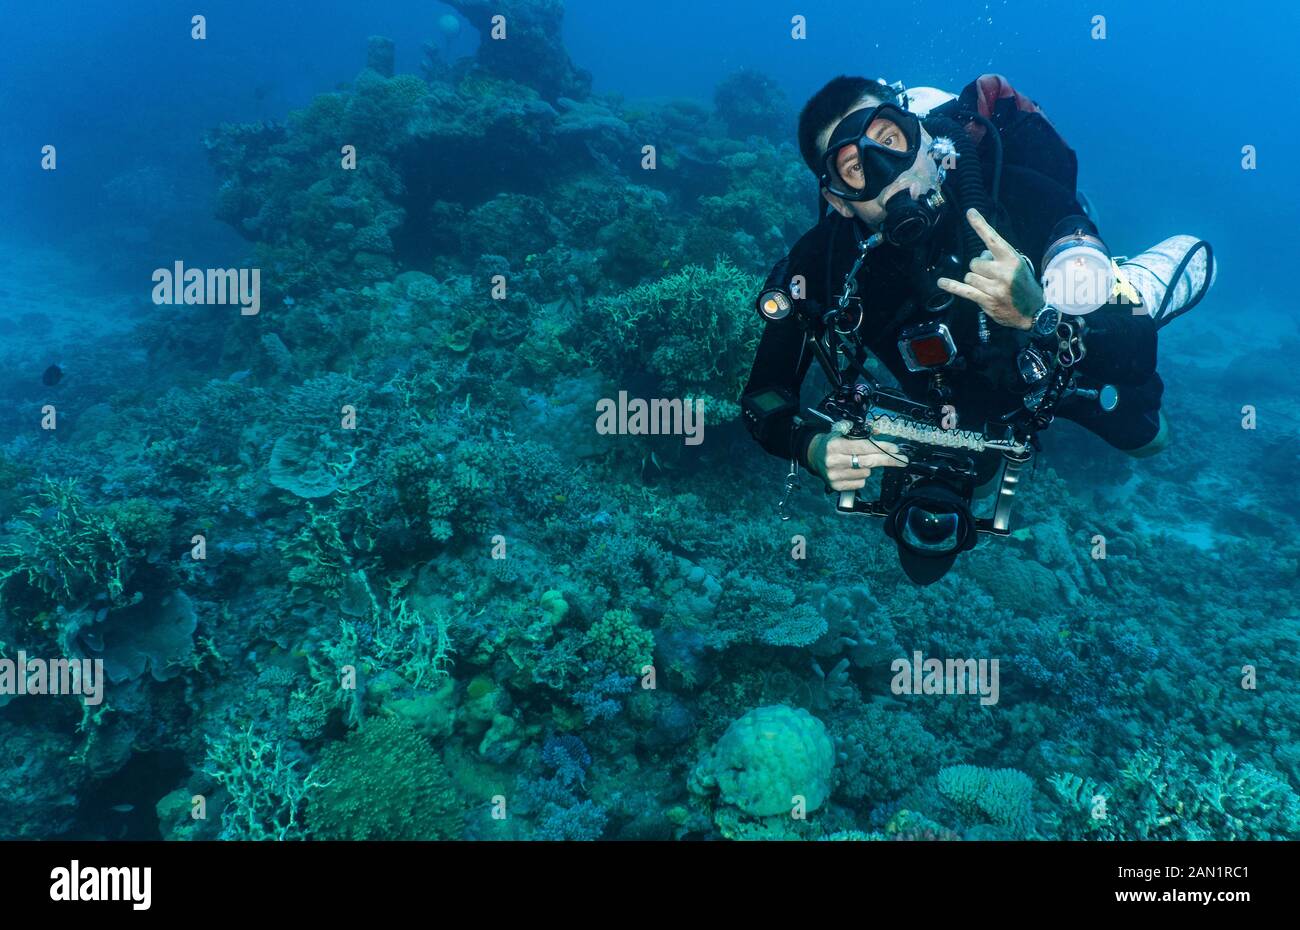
205 725 324 841
0 479 132 624
1050 746 1300 841
277 502 353 597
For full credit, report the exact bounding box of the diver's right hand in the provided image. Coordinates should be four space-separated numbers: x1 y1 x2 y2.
806 432 908 491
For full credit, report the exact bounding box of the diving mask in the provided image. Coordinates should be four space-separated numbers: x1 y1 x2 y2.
820 103 923 202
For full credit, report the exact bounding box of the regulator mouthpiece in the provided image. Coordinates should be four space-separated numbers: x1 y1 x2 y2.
883 189 945 248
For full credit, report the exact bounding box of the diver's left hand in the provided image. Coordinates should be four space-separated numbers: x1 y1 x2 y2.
936 209 1042 330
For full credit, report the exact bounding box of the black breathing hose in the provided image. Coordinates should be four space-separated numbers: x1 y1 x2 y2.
925 114 991 265
969 113 1003 207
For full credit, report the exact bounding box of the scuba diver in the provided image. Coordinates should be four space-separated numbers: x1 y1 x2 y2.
741 74 1215 582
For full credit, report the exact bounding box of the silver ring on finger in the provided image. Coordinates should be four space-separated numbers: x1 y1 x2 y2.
851 454 861 469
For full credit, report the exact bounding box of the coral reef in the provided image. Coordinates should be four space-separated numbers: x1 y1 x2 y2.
3 20 1295 845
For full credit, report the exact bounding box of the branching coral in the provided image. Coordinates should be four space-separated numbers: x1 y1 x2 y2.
370 576 454 687
383 434 501 544
1050 746 1300 840
0 479 131 623
205 725 324 841
278 502 353 597
569 662 636 723
708 573 827 649
832 705 940 805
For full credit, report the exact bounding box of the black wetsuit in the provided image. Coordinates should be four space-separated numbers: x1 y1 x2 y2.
742 93 1164 467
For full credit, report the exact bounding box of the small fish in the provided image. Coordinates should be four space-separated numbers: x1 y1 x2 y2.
110 804 134 813
42 364 62 386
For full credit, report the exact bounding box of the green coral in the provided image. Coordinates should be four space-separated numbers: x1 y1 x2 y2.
0 478 131 622
572 260 763 420
278 501 353 597
540 589 570 625
155 788 212 841
102 498 173 554
306 717 463 840
370 577 454 688
584 608 654 674
938 765 1037 837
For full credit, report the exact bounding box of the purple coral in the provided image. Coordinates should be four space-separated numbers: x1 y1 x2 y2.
541 734 591 786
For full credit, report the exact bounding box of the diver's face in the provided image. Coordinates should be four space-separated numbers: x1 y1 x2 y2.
819 107 941 228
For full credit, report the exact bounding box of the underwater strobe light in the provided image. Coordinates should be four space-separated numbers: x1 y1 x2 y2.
1041 224 1111 316
756 256 800 321
757 287 793 321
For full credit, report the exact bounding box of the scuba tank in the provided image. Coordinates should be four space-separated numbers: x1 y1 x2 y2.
1117 236 1216 329
902 86 957 118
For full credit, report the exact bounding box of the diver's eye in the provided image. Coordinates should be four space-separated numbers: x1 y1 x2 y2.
866 117 907 152
837 156 864 187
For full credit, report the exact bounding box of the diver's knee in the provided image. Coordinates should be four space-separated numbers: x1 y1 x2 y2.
1123 411 1170 458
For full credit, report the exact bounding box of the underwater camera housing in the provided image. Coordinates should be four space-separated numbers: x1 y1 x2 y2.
809 382 1032 584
